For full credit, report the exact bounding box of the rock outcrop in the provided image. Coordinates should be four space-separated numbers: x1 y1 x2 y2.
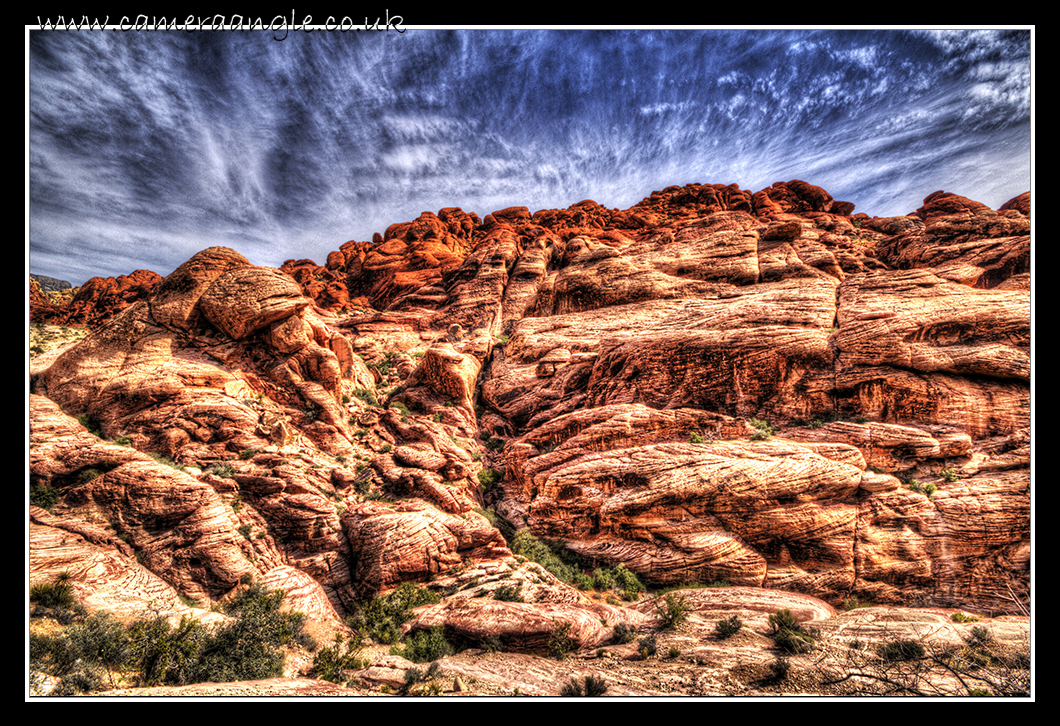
29 180 1031 663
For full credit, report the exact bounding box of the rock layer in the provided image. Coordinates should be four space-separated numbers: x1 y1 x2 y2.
29 181 1030 633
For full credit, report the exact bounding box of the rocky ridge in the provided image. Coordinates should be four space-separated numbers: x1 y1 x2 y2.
28 179 1031 696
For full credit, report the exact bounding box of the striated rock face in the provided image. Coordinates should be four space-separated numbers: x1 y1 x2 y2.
29 181 1030 646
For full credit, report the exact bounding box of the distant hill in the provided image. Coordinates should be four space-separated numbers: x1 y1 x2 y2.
30 274 73 293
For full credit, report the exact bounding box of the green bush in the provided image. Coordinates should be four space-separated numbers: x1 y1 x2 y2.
30 611 133 692
492 583 524 602
768 608 816 654
637 634 657 660
715 615 743 640
30 482 60 511
400 627 454 663
591 563 644 600
184 583 305 684
656 593 690 630
31 583 305 692
351 388 380 407
573 572 594 590
611 622 636 645
478 468 502 490
770 655 791 682
311 634 367 683
548 620 576 660
749 418 774 441
689 432 705 444
211 463 236 478
908 480 937 497
30 572 76 610
348 583 440 644
510 531 575 583
127 613 207 687
76 413 103 437
877 639 926 662
561 675 608 697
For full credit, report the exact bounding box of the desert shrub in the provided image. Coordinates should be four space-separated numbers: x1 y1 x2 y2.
348 583 440 644
239 448 258 460
592 566 615 591
76 413 103 437
30 611 133 692
185 583 305 684
29 571 88 623
590 563 644 600
492 583 524 602
311 634 367 683
478 468 502 490
127 613 208 687
573 572 594 590
548 620 577 660
561 675 608 697
30 482 60 511
610 564 645 600
400 627 454 663
877 639 926 662
32 584 306 692
612 622 636 645
939 468 962 482
749 418 774 440
908 480 937 497
656 593 690 630
351 388 379 407
485 436 505 452
715 615 743 640
114 434 133 446
238 524 252 540
951 612 979 623
637 634 658 660
689 432 705 444
770 655 791 682
510 530 575 583
210 462 236 478
968 626 994 648
768 608 816 654
560 678 583 697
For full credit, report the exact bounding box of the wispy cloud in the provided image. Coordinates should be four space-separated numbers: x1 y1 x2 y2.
29 28 1031 284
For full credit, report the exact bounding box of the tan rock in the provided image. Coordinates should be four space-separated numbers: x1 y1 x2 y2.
199 267 311 340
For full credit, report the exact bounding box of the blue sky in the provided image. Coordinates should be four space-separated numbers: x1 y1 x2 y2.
28 27 1032 285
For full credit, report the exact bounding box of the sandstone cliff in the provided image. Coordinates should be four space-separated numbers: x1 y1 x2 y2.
28 180 1030 694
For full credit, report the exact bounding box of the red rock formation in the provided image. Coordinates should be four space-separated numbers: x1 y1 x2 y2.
30 269 162 328
29 181 1031 633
